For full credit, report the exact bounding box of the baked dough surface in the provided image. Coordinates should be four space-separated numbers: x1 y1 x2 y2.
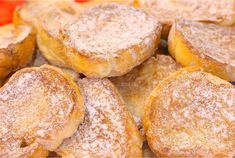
144 67 235 157
0 65 84 157
111 55 180 127
57 78 142 157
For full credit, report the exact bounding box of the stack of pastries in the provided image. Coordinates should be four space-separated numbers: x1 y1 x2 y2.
0 0 234 157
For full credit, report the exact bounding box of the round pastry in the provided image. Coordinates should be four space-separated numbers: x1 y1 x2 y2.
36 4 81 68
56 78 142 157
144 66 235 157
32 50 80 81
136 0 235 38
0 65 84 157
111 54 181 127
168 20 235 81
37 3 162 77
0 24 35 79
13 1 81 33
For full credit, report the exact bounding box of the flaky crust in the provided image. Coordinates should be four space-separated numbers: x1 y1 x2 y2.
56 78 142 158
0 65 84 157
31 50 80 81
0 24 35 79
137 0 235 38
13 1 82 33
111 55 180 127
37 3 161 77
168 20 235 81
35 4 81 68
144 66 235 158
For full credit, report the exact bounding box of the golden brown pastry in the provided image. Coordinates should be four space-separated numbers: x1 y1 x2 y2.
0 24 35 79
111 55 181 127
168 20 235 81
32 50 80 83
37 3 162 78
144 66 235 158
56 78 142 157
35 4 81 68
0 65 84 157
13 1 82 32
13 1 54 31
136 0 235 38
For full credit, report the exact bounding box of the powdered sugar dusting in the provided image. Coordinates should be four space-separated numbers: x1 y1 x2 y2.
0 25 31 48
58 78 130 157
139 0 235 25
63 3 161 59
147 69 235 156
0 65 81 156
111 55 181 127
20 1 81 31
39 8 78 39
176 20 235 67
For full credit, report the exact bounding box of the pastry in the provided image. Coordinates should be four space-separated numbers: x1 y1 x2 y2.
136 0 235 38
56 78 142 157
111 55 181 127
37 3 162 77
0 65 84 157
0 24 35 79
32 50 80 82
168 20 235 81
144 66 235 157
13 1 82 33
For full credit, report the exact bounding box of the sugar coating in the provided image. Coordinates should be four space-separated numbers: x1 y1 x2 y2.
0 25 31 48
176 20 235 67
57 78 134 157
63 3 161 59
39 4 81 39
19 1 81 28
111 55 181 127
147 69 235 157
0 66 81 156
139 0 235 25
